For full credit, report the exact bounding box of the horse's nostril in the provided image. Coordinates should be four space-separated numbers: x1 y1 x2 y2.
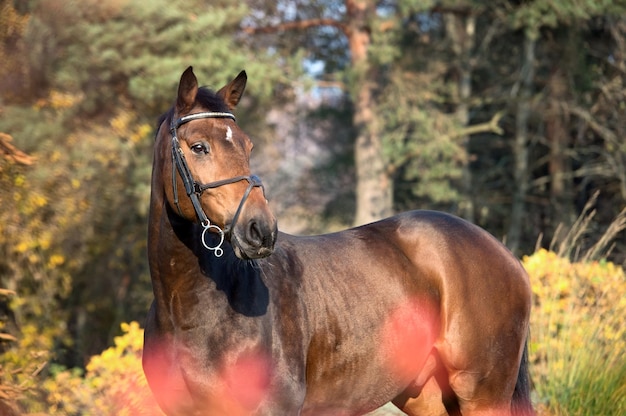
247 220 263 246
242 218 276 257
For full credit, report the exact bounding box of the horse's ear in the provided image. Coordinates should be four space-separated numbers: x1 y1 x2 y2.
217 70 247 110
176 66 198 114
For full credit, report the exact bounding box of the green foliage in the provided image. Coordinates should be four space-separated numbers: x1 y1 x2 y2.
395 0 438 16
374 23 465 207
26 0 288 116
524 249 626 415
510 0 626 37
380 71 464 204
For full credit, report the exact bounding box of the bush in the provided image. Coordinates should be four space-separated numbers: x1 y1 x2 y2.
43 321 163 415
524 249 626 415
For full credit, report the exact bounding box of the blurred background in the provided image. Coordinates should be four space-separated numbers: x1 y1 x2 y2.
0 0 625 414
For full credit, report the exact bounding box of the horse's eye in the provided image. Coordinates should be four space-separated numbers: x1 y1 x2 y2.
190 143 209 155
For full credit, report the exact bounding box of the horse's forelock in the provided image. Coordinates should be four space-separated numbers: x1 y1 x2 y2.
155 87 230 141
195 87 230 113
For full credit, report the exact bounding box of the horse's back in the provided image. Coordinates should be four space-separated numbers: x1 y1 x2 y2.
273 209 530 349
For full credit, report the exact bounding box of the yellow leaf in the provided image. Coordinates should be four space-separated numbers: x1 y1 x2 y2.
14 174 25 187
47 254 65 268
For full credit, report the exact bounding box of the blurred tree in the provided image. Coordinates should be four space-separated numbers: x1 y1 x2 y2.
25 0 291 117
0 0 30 102
0 134 34 416
381 1 626 259
0 0 294 378
503 1 626 253
244 0 394 225
244 0 508 224
374 1 493 222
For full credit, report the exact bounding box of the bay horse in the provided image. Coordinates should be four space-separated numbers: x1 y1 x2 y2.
143 66 534 416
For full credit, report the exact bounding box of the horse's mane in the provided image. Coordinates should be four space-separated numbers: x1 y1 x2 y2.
156 86 230 133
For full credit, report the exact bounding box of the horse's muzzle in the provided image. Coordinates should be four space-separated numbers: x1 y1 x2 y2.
231 217 278 260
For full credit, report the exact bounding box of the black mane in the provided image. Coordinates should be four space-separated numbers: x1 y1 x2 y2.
156 86 230 133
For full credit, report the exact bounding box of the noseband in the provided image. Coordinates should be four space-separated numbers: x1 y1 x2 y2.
170 112 264 257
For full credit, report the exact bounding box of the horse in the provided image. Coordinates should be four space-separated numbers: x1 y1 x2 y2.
143 66 534 416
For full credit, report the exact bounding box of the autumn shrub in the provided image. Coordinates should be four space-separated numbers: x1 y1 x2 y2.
43 321 163 416
524 249 626 415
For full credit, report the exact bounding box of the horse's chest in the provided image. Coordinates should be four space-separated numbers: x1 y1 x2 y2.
145 321 280 415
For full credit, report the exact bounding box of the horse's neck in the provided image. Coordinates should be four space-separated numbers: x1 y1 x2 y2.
148 197 270 323
147 201 192 320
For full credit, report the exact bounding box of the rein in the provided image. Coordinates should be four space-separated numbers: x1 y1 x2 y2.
170 112 264 257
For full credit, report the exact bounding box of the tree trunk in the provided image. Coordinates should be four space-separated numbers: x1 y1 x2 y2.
546 67 573 224
445 12 476 222
348 0 393 225
508 32 536 254
242 1 395 226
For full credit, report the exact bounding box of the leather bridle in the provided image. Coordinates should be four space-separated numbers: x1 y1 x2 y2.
170 112 264 257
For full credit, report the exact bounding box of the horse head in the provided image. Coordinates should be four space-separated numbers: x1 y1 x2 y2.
156 66 277 259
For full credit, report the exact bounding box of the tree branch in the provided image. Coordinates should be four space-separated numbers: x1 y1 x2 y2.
568 105 618 144
241 3 480 38
0 133 35 166
242 18 347 35
387 111 504 176
457 110 504 137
